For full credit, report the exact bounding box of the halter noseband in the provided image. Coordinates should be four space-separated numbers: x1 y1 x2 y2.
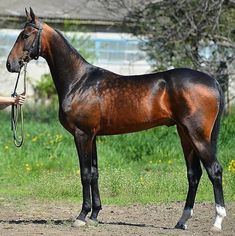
24 22 42 61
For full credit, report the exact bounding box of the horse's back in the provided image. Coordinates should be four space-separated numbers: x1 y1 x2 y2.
162 68 217 88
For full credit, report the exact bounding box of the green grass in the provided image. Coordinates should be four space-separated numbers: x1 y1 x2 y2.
0 106 234 205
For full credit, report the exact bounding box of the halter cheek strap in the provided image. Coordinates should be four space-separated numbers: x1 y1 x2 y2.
24 22 42 60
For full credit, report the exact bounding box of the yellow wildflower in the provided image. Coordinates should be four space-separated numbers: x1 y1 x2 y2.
55 134 63 143
32 136 38 142
228 160 235 174
139 176 144 184
25 164 32 172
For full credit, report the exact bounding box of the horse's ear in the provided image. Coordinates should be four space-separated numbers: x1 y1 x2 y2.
25 8 31 21
29 7 36 22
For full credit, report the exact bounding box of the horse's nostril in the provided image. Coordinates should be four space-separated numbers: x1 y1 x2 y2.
19 60 24 66
6 61 11 71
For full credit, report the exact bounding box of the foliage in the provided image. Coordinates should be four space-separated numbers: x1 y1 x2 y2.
34 74 56 98
63 18 81 31
125 1 234 69
33 73 57 107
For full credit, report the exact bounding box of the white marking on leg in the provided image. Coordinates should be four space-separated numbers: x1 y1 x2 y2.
72 219 86 227
213 204 226 230
176 208 193 229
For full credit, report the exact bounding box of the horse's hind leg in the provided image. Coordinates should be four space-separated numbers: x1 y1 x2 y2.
175 125 202 230
195 142 226 231
180 120 226 230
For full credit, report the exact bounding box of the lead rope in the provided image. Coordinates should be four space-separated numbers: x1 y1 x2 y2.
11 63 27 147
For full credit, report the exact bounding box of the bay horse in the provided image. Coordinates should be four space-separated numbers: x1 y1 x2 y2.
6 8 226 231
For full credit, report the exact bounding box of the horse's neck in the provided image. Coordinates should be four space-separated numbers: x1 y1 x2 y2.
43 28 87 102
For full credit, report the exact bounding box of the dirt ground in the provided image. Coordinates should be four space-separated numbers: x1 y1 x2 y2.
0 199 234 236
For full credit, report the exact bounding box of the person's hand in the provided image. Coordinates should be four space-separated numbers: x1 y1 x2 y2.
14 94 26 105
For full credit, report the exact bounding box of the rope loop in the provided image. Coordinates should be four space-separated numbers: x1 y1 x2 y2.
11 63 27 147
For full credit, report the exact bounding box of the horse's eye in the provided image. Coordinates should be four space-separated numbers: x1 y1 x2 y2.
22 33 30 40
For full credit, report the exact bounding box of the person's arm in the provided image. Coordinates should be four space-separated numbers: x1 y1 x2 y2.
0 96 15 105
0 95 26 110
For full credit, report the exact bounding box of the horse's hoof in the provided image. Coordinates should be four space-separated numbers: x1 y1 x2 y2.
175 222 187 230
87 218 99 227
211 225 222 232
72 219 86 228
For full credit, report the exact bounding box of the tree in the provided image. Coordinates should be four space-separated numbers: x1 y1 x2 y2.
99 0 235 112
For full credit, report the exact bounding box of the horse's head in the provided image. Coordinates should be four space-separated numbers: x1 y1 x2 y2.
6 8 42 73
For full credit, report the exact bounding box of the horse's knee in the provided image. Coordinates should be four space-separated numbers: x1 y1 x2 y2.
213 161 223 176
91 166 99 183
209 161 223 178
187 168 202 187
207 161 223 184
81 170 92 185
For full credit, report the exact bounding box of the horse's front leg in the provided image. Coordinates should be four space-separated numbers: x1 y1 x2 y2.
90 137 102 224
72 128 93 227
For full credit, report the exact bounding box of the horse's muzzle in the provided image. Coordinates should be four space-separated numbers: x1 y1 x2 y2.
6 59 22 73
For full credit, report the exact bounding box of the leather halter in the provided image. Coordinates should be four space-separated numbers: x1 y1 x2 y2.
23 22 42 61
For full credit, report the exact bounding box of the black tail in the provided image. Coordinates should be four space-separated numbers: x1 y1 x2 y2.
211 80 225 156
